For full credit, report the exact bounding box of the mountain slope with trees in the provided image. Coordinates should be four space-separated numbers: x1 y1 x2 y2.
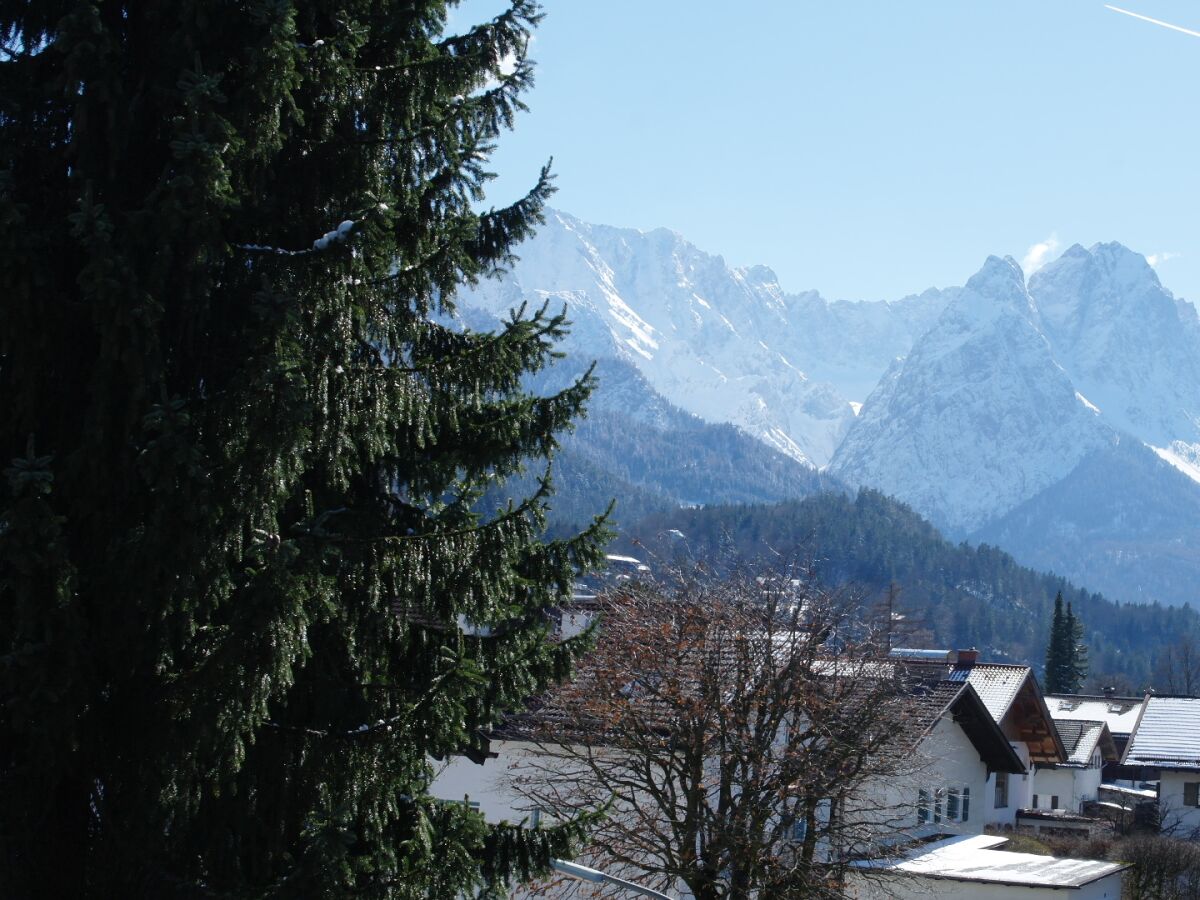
611 491 1196 687
481 357 839 531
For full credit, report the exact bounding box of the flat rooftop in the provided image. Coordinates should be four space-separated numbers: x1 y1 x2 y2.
853 834 1128 888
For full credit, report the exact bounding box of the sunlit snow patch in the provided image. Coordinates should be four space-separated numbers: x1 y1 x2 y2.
1075 391 1101 414
1151 443 1200 486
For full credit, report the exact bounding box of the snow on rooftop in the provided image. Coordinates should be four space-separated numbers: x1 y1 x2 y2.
1100 783 1157 799
1045 694 1144 735
1054 719 1107 766
957 664 1029 722
853 834 1127 888
1124 696 1200 768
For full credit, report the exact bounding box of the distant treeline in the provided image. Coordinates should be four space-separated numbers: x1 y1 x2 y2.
610 490 1197 689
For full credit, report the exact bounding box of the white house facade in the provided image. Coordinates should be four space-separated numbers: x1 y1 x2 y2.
1122 697 1200 837
1030 720 1115 813
890 651 1066 826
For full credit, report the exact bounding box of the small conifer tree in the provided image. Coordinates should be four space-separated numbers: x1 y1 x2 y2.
0 2 605 896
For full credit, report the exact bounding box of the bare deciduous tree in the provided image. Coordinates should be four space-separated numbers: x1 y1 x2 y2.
1155 637 1200 696
508 564 934 900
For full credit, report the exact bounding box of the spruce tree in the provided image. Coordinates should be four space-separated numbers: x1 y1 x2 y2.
1044 591 1069 693
0 2 605 896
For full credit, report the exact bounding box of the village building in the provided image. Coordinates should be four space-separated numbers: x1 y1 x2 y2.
1045 692 1148 784
890 649 1067 825
849 833 1128 899
428 660 1120 897
1121 695 1200 837
1029 719 1117 814
431 685 1026 897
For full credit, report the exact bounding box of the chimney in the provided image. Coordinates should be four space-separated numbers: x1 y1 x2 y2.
955 648 979 666
1104 685 1115 699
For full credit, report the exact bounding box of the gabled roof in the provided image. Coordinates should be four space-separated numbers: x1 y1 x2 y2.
948 663 1026 720
1122 696 1200 769
1050 719 1117 767
947 663 1066 764
1045 693 1145 736
908 680 1025 775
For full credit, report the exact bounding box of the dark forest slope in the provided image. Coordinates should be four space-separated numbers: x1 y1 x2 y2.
612 490 1196 687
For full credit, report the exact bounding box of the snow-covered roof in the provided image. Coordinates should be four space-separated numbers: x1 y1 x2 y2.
1045 693 1145 736
1052 719 1114 766
950 663 1028 721
1100 782 1157 799
888 654 1064 763
853 834 1128 888
1123 696 1200 769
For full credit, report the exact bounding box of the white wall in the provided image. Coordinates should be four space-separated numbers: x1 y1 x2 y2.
435 713 996 840
430 739 540 825
1031 761 1103 813
1030 767 1077 811
863 716 990 844
1160 771 1200 838
558 608 596 640
983 741 1030 826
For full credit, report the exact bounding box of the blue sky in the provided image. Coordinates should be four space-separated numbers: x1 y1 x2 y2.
457 1 1200 302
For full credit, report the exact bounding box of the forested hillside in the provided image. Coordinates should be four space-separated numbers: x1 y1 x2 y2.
482 357 838 529
611 490 1197 687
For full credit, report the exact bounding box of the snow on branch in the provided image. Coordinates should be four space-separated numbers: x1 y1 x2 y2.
235 219 357 256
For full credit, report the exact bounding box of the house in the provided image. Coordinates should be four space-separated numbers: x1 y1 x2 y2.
433 641 1123 897
1045 692 1148 784
546 585 601 640
891 649 1066 825
1029 719 1117 813
1121 695 1200 836
429 672 1027 869
852 677 1026 845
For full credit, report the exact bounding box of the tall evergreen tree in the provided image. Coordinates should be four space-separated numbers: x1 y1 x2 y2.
1044 591 1070 693
0 2 605 896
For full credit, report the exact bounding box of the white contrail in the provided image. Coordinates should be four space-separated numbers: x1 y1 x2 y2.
1104 5 1200 39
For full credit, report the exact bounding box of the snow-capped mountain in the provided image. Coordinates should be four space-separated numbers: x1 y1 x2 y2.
830 246 1200 533
1030 242 1200 471
459 210 948 466
460 211 1200 606
828 256 1116 533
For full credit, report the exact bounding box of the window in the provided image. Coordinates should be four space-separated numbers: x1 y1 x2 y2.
1051 795 1059 809
790 816 807 843
920 786 970 824
1033 793 1039 808
995 772 1009 809
1184 782 1200 807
